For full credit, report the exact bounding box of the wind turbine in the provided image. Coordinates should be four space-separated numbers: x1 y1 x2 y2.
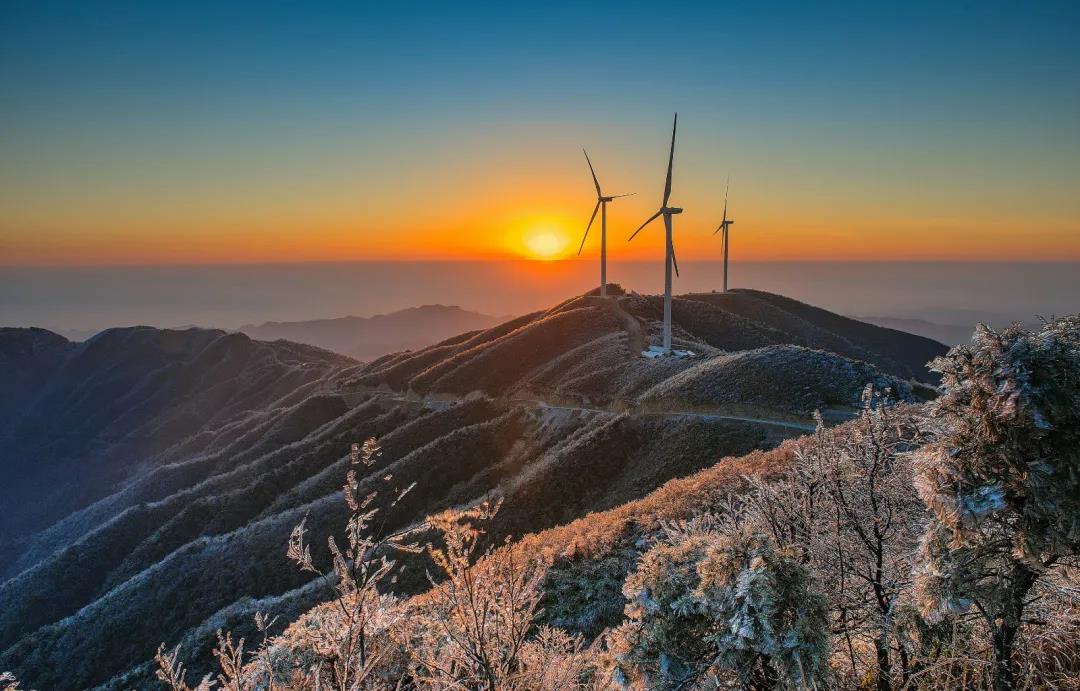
578 149 633 298
628 113 682 354
713 179 734 292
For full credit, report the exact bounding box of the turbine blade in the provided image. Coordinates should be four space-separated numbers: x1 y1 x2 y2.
610 192 636 199
720 226 726 255
722 177 730 223
578 201 601 255
628 209 662 242
583 149 602 197
663 113 677 206
669 236 680 278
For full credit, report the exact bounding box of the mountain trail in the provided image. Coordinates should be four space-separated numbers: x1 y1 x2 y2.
353 387 815 433
600 295 646 355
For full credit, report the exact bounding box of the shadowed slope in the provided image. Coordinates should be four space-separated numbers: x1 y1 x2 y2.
0 327 354 545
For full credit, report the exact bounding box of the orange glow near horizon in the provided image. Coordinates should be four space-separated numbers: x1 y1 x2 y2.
3 211 1079 266
2 157 1079 265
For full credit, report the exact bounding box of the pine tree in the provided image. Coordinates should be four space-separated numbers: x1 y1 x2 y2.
914 317 1080 691
615 517 830 689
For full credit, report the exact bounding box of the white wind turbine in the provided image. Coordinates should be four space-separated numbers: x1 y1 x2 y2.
713 179 735 292
628 113 682 355
578 149 633 298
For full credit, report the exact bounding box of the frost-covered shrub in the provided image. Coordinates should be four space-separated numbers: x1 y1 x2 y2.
158 438 424 690
914 317 1080 691
513 626 603 690
746 393 927 690
613 518 830 689
252 592 411 689
0 672 24 691
406 501 591 690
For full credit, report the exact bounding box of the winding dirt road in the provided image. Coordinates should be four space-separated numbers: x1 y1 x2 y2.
519 398 815 432
352 388 816 434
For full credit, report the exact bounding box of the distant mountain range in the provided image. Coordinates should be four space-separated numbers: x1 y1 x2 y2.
51 305 506 362
0 288 947 689
238 304 506 360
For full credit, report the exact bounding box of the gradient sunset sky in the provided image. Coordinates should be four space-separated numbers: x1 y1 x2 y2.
2 1 1078 265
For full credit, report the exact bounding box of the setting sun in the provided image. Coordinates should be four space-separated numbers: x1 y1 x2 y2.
522 227 570 260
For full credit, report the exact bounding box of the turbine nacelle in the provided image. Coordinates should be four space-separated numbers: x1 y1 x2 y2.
578 149 632 258
578 151 632 302
663 206 683 215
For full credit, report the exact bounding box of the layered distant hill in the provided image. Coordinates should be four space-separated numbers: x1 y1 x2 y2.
0 288 947 689
238 304 505 360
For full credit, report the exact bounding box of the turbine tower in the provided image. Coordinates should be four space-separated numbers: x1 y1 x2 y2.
578 149 632 298
629 113 682 354
713 179 734 292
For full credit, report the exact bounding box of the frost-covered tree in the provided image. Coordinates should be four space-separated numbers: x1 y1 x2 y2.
283 438 423 690
614 517 830 689
407 501 558 690
914 317 1080 691
748 394 927 690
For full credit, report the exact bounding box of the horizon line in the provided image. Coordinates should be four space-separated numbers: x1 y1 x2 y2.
4 258 1080 270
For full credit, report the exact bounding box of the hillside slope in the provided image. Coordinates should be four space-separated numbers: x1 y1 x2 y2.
0 289 946 689
0 327 354 547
